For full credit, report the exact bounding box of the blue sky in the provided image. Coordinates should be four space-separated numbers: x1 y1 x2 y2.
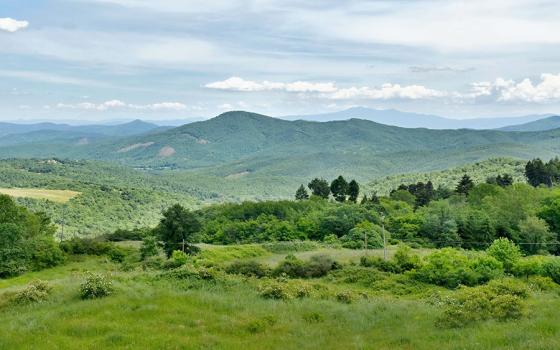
2 0 560 122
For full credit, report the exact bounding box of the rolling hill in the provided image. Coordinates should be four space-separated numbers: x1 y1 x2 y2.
1 111 560 193
499 115 560 132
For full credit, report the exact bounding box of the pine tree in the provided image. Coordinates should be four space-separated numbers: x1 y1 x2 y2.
456 174 474 195
295 184 309 200
348 180 360 203
330 175 349 202
308 178 330 199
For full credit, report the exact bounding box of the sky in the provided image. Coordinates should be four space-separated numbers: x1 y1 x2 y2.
2 0 560 122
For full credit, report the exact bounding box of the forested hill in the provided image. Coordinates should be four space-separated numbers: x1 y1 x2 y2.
1 111 560 182
499 116 560 132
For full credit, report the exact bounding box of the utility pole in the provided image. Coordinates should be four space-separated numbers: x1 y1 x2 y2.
381 214 387 261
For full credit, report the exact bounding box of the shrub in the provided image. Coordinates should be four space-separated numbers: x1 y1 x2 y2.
512 256 546 279
60 238 112 256
165 250 189 268
29 237 66 271
273 254 338 278
273 255 306 278
12 280 52 304
527 276 558 291
393 245 421 272
103 228 148 242
335 290 356 304
436 283 526 328
258 282 292 300
140 234 160 260
323 234 342 248
226 260 270 278
360 256 399 273
486 238 522 272
414 248 476 288
486 278 529 299
542 258 560 284
468 254 504 283
107 246 127 263
80 272 113 299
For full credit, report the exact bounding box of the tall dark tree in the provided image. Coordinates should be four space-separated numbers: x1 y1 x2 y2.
330 176 349 202
295 184 309 200
525 158 550 187
456 174 474 195
307 178 330 199
348 180 360 203
496 174 513 187
156 204 201 257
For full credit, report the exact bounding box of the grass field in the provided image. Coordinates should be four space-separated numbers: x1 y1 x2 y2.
1 246 559 350
0 188 80 203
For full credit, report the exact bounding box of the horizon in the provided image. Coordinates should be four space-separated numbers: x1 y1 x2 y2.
3 1 560 122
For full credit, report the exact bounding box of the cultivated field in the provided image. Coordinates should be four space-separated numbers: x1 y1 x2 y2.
0 188 80 203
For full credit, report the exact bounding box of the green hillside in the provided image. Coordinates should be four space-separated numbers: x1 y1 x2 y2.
499 116 560 132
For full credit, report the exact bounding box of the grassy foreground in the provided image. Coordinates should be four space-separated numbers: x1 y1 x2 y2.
1 247 559 350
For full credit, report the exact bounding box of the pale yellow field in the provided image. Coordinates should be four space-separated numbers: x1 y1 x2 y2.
0 188 80 203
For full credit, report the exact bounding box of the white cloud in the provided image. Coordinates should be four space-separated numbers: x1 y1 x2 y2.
207 77 445 100
56 100 187 111
330 84 447 100
206 77 337 93
462 74 560 103
0 18 29 33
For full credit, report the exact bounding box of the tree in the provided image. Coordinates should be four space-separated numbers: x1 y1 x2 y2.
518 216 556 255
156 204 201 257
348 180 360 203
487 238 521 272
456 174 474 195
140 233 160 260
496 174 513 187
525 158 551 187
308 178 330 199
330 175 349 202
295 185 309 200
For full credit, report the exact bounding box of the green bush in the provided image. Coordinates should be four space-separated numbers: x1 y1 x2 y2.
360 256 399 273
468 254 504 283
542 258 560 284
226 260 270 278
80 272 113 299
335 290 357 304
60 238 112 256
28 237 66 271
414 248 476 288
512 256 546 279
258 282 292 300
436 282 526 328
273 254 338 278
393 244 421 272
12 280 52 305
486 238 522 272
107 246 127 263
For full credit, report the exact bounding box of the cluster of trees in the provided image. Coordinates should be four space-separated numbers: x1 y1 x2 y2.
153 168 560 256
525 158 560 187
296 176 360 202
0 195 65 277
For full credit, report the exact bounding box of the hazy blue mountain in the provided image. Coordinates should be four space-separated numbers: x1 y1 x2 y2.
284 107 550 129
0 119 164 138
498 116 560 132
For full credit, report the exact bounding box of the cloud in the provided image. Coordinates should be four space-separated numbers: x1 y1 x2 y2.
207 77 445 100
56 100 188 111
0 18 29 32
330 84 447 100
206 77 337 93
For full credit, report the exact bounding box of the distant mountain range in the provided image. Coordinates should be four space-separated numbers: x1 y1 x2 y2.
0 119 166 139
2 111 559 186
285 107 552 130
498 115 560 132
